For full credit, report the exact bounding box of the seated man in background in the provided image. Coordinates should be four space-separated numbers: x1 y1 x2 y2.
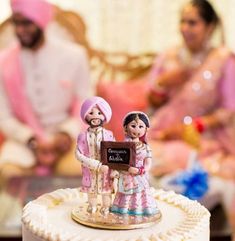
0 0 91 178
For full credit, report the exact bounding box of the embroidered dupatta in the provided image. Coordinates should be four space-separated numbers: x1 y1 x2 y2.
150 47 231 130
149 46 235 154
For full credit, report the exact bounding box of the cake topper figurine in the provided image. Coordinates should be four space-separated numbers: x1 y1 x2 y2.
75 96 115 215
73 106 161 229
110 111 159 216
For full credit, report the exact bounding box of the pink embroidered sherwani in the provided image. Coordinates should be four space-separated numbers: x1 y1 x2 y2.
0 36 90 168
76 127 115 194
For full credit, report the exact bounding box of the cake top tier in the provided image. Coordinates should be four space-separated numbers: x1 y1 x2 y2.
22 188 210 241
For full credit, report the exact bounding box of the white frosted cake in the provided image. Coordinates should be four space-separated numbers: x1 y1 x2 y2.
22 188 210 241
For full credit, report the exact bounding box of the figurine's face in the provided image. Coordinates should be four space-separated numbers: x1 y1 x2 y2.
125 118 147 139
86 106 105 128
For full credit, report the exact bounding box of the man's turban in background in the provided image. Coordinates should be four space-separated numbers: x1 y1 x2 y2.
10 0 54 29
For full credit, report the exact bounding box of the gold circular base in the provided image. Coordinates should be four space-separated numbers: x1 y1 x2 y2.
71 204 162 230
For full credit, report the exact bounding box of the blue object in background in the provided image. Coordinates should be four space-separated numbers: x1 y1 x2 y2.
169 152 209 200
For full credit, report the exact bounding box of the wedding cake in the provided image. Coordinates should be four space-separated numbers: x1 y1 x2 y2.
22 187 210 241
22 100 210 240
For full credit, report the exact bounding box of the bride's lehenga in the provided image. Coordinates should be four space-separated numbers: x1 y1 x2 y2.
111 142 158 216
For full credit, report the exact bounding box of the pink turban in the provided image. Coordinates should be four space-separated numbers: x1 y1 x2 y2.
10 0 54 29
80 96 112 124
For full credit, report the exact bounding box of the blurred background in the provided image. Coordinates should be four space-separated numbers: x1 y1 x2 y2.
1 0 235 53
0 0 235 240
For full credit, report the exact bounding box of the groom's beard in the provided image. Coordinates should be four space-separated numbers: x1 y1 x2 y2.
88 118 104 128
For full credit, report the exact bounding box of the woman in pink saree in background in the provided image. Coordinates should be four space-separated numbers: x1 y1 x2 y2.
148 0 235 238
148 0 235 178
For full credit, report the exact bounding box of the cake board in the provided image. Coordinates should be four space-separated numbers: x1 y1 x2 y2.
71 203 162 230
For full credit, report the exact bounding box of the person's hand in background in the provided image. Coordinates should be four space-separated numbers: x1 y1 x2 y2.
28 137 59 167
53 132 72 155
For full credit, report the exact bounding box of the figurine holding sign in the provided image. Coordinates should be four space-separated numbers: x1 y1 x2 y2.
75 96 115 214
73 109 161 229
111 111 159 216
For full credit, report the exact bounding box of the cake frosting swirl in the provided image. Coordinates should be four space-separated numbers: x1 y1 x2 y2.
22 188 210 241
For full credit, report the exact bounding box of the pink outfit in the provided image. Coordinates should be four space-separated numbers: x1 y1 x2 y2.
10 0 54 29
0 17 90 169
80 96 112 123
0 44 44 139
214 56 235 156
0 42 85 141
77 128 115 194
111 140 158 215
149 46 235 170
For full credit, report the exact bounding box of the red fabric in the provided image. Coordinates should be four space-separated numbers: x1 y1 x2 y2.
97 79 149 140
138 166 146 175
193 118 205 133
0 132 5 147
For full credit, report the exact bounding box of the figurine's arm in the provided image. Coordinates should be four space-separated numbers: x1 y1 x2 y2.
110 169 120 178
144 157 152 172
128 144 153 175
128 167 139 175
144 145 152 172
75 149 102 171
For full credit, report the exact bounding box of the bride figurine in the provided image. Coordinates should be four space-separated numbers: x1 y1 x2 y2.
111 111 159 216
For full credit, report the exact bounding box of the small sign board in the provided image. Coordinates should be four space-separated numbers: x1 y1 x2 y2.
101 141 136 170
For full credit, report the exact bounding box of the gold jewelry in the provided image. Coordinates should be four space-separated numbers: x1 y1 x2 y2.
179 44 212 69
134 114 140 123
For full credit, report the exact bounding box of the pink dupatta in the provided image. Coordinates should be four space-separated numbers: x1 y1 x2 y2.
149 47 235 155
150 47 231 131
0 44 45 139
214 55 235 155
